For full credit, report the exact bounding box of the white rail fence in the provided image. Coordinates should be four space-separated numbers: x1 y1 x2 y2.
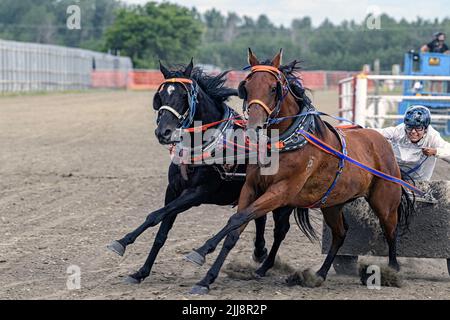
339 74 450 132
0 39 133 93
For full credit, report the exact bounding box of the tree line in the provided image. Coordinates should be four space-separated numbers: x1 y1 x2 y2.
1 0 449 71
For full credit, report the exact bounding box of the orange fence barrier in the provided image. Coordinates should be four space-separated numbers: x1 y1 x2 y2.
91 70 357 91
91 71 129 89
127 70 164 90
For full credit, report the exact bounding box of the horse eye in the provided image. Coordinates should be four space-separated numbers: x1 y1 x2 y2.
270 86 277 93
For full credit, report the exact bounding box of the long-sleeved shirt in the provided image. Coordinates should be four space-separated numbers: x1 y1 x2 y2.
373 124 450 181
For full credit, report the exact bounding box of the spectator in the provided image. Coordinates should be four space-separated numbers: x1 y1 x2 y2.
421 32 450 54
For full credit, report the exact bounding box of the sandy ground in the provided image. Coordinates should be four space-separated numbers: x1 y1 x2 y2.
0 90 449 300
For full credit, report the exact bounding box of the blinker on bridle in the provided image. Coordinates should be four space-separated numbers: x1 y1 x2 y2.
156 78 199 129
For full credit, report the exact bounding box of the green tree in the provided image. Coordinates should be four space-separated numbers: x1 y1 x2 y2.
104 2 203 68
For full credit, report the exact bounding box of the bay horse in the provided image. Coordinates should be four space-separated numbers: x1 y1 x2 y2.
107 60 299 284
186 49 415 295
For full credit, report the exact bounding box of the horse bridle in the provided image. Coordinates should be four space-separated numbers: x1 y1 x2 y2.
156 78 199 129
238 65 289 127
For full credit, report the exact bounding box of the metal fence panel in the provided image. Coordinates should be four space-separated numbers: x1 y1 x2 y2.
0 39 133 93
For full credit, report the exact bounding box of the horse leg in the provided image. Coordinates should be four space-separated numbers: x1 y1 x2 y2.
253 215 268 263
125 214 178 284
185 210 256 267
108 186 206 257
254 207 292 278
190 224 248 295
315 204 347 282
189 189 288 294
185 183 259 266
367 184 401 271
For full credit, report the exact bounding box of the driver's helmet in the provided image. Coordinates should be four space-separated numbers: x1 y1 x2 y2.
404 105 431 129
434 32 445 39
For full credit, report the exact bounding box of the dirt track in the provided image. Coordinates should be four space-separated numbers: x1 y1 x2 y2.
0 91 449 300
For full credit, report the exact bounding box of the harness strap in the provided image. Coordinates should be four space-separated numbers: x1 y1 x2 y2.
159 105 187 120
183 115 244 133
242 65 287 125
305 128 347 208
248 99 273 115
158 77 193 86
297 129 425 196
251 65 281 76
157 78 193 94
156 77 199 129
269 110 362 127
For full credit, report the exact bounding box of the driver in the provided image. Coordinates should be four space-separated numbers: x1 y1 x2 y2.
374 105 450 181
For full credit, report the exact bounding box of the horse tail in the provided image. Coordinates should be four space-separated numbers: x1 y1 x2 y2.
293 208 319 243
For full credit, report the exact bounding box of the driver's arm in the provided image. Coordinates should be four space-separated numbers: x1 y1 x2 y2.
431 134 450 159
421 44 430 52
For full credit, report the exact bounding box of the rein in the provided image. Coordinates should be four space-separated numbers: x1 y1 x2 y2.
297 129 425 196
238 66 425 197
157 73 425 196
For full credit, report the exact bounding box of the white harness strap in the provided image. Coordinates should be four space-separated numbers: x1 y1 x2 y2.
159 105 188 120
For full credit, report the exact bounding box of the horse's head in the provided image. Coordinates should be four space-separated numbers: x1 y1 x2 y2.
239 48 285 132
153 59 195 144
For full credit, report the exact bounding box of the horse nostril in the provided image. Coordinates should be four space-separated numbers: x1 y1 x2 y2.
163 129 172 138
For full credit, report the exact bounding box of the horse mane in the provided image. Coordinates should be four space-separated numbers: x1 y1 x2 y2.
260 59 326 139
164 65 237 104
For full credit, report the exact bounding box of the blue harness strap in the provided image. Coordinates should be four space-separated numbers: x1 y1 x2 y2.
306 128 347 208
297 128 425 196
269 110 362 127
181 82 199 129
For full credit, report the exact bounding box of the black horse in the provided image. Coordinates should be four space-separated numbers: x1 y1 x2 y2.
107 60 295 284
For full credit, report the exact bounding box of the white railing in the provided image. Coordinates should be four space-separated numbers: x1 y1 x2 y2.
339 74 450 130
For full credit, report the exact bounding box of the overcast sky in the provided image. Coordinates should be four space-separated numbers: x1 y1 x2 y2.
122 0 448 27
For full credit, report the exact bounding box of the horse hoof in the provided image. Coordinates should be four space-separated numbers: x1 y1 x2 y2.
302 270 325 288
107 240 126 257
190 285 209 295
287 269 325 288
252 248 268 263
253 270 265 279
389 264 400 272
124 275 142 285
185 250 205 267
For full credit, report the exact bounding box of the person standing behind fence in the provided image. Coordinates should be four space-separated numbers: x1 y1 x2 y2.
421 32 450 54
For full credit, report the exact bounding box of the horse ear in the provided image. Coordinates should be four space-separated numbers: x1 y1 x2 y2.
159 60 171 79
248 48 260 66
184 58 194 77
271 49 283 68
